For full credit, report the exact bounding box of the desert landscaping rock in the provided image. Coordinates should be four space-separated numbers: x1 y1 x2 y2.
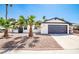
0 33 63 52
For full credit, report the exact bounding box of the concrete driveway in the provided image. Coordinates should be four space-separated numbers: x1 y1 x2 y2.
51 34 79 50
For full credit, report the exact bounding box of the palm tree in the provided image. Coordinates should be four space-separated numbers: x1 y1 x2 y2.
27 15 35 37
76 25 79 31
2 4 13 37
5 4 8 20
42 16 46 22
43 16 46 19
8 18 16 22
9 18 16 33
35 20 41 29
17 16 26 33
5 4 12 20
0 18 11 38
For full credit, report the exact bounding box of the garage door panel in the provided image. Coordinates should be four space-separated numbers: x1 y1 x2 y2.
48 25 67 34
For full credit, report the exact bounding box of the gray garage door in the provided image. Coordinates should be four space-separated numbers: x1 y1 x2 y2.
48 25 67 34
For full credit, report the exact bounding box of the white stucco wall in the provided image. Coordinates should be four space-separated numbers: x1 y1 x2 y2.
69 25 73 34
12 25 40 33
41 23 48 34
27 25 35 32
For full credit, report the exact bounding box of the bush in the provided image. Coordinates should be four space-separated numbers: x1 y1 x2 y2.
76 25 79 30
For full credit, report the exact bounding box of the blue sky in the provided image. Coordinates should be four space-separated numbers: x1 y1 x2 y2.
0 4 79 24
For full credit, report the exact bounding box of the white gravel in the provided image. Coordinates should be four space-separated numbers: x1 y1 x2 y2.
51 34 79 50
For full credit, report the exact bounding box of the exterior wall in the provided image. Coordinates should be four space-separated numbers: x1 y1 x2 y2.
41 23 69 34
69 25 73 34
41 23 48 34
27 25 35 32
12 25 35 33
67 24 69 34
27 25 40 33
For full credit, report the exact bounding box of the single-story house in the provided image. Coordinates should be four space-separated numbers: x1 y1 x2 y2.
41 17 73 34
12 25 40 33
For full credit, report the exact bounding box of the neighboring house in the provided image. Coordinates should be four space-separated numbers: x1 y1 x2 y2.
27 25 40 33
13 25 39 33
72 23 79 30
41 17 73 34
72 23 79 34
0 26 5 32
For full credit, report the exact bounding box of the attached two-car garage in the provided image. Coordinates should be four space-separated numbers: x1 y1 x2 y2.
41 17 70 34
48 25 67 34
41 24 69 34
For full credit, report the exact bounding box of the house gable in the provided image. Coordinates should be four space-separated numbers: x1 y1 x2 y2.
42 17 72 25
46 18 64 23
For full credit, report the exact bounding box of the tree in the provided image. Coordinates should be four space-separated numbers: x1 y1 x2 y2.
0 18 11 38
35 20 41 29
4 4 13 36
5 4 12 20
27 15 35 37
9 18 17 33
17 16 26 33
42 16 46 22
8 18 16 22
76 25 79 30
5 4 8 20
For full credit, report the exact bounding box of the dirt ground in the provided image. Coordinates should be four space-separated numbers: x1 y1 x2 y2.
0 33 63 52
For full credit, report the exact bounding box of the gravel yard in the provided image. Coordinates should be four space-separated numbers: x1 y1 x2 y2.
0 33 63 53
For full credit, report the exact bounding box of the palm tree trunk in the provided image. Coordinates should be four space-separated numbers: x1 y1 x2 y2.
29 25 33 37
6 4 8 20
3 4 9 38
3 29 8 38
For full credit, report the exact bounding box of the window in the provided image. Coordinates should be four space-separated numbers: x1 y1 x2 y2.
24 27 27 30
34 26 37 29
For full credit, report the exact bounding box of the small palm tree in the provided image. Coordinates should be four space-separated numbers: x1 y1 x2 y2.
35 20 41 29
76 25 79 30
8 18 16 22
4 4 13 36
0 18 11 38
8 18 16 32
27 15 35 37
17 16 26 33
42 16 46 22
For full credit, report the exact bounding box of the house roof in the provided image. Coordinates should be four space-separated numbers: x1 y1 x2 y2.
42 17 72 25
